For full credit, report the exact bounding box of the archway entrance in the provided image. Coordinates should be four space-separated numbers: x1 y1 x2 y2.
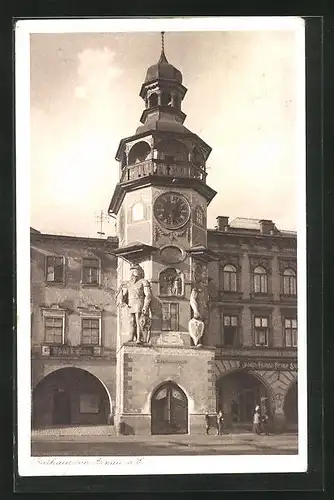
151 382 188 435
284 380 298 428
216 370 272 429
32 368 110 428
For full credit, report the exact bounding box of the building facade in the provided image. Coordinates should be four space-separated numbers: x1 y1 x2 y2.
31 42 298 434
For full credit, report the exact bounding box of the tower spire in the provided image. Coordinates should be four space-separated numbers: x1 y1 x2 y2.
159 31 168 63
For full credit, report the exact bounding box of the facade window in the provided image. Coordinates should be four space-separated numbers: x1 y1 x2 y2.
254 316 269 346
253 266 268 294
82 258 100 285
81 317 100 345
223 264 237 292
283 268 297 296
46 256 64 283
223 315 238 346
44 316 64 344
161 303 179 331
285 318 297 347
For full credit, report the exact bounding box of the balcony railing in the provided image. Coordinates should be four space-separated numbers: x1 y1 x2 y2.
120 159 207 183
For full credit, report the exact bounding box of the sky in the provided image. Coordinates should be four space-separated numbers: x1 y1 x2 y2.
29 25 302 238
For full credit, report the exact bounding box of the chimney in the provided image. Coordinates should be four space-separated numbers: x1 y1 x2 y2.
259 219 275 234
216 216 229 231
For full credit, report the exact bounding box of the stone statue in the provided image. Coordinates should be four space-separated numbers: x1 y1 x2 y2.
189 263 209 347
119 264 152 344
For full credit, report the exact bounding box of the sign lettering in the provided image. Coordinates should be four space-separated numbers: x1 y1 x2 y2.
49 346 96 357
240 360 297 371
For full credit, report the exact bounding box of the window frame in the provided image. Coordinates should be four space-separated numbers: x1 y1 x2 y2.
81 257 101 286
45 255 65 284
80 313 102 346
253 315 270 347
222 264 238 293
282 268 297 296
161 302 179 331
253 266 268 294
284 317 298 347
222 314 239 347
42 307 66 345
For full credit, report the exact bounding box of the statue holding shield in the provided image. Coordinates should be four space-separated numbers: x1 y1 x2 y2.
118 264 152 344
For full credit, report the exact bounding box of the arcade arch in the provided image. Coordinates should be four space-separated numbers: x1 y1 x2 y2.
216 370 273 428
32 367 111 428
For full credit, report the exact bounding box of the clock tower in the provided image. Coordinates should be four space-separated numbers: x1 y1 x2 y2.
109 33 219 435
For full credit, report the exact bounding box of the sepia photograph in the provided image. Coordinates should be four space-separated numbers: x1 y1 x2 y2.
16 16 307 477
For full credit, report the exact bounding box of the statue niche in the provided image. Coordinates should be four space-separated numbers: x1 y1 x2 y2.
118 263 152 344
159 268 184 297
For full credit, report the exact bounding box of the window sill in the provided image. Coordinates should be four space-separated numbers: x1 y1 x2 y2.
250 293 273 300
220 292 243 300
280 294 297 301
80 283 101 288
45 281 65 287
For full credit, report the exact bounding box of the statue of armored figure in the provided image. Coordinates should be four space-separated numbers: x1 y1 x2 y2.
118 264 152 344
189 263 209 347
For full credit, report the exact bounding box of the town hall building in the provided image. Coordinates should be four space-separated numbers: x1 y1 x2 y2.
31 37 298 435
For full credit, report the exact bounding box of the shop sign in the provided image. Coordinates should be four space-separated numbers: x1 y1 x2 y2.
240 359 297 371
49 346 96 357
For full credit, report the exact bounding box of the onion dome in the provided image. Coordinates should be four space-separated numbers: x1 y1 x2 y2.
144 48 182 84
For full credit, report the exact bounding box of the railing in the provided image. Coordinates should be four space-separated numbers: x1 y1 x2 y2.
120 159 207 183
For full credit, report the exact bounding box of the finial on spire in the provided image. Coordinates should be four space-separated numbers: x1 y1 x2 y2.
158 31 168 63
161 31 165 53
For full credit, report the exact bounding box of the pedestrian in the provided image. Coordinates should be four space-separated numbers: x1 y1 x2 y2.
205 411 211 435
252 405 261 435
217 410 224 435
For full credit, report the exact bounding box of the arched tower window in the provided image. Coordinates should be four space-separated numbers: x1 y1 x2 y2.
128 141 151 165
223 264 237 292
131 201 145 222
156 139 188 164
283 268 297 296
148 93 158 107
253 266 268 294
159 268 184 296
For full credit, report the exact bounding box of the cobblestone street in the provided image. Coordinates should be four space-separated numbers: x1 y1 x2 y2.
32 432 298 456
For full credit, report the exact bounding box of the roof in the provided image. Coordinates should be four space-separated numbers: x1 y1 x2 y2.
144 49 182 85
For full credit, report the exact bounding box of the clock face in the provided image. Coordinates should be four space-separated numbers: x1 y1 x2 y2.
153 192 190 229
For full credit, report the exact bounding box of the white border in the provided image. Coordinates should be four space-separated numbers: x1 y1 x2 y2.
16 16 307 477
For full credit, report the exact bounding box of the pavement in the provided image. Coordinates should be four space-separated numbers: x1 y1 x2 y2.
31 432 298 456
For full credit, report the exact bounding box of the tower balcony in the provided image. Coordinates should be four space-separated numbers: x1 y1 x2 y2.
120 159 207 184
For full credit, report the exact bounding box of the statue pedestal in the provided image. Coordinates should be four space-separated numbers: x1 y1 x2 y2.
115 342 216 436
